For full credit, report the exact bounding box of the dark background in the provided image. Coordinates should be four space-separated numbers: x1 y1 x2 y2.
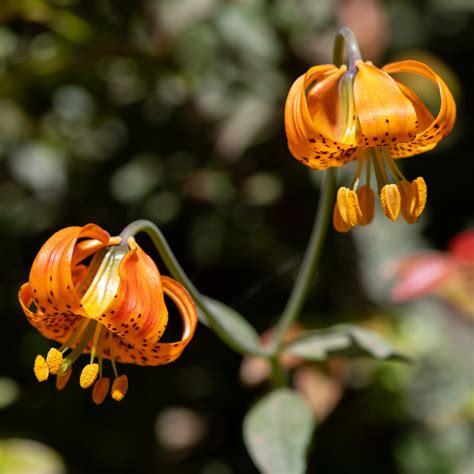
0 1 472 473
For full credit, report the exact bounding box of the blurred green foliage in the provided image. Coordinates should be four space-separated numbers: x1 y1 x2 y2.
0 0 473 473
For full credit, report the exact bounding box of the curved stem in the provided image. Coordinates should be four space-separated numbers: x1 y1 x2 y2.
271 168 337 354
333 27 362 71
270 27 360 368
120 220 201 306
120 220 265 356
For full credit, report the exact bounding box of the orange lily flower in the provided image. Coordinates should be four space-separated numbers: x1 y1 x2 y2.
18 224 198 404
284 59 456 232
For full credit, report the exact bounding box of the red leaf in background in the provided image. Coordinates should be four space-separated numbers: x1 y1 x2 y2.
448 229 474 262
390 253 456 302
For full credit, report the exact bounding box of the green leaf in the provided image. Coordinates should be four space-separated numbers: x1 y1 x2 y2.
0 438 65 474
198 296 266 356
243 388 315 474
285 324 410 362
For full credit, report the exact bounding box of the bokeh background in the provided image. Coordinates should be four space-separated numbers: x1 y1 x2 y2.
0 0 473 473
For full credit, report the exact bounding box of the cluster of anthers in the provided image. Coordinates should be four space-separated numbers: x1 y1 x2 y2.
19 224 198 404
33 327 130 404
332 150 427 232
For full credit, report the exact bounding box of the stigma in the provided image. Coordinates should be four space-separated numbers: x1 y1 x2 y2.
333 146 427 232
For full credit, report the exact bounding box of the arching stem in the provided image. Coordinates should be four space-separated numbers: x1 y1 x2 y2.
270 28 362 385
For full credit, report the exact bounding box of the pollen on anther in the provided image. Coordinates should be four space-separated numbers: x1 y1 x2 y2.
92 378 110 405
380 184 401 221
46 348 63 375
111 375 128 402
34 355 49 382
79 363 99 389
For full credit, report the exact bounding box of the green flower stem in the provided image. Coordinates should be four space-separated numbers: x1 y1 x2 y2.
270 357 288 387
119 220 261 356
333 26 362 70
270 27 361 376
270 169 336 357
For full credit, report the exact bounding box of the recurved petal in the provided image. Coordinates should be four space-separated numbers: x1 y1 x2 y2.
94 239 168 349
18 282 83 343
394 80 434 133
28 224 116 318
285 64 353 169
383 60 456 158
72 236 121 268
107 276 198 366
353 61 418 147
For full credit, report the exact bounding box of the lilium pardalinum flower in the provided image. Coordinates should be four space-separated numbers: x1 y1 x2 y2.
18 224 198 404
284 59 456 231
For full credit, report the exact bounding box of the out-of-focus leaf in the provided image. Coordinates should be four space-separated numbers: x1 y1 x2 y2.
158 0 218 37
285 324 410 362
199 296 266 356
0 439 65 474
242 172 283 206
216 5 282 65
109 155 162 204
7 143 67 199
215 94 275 160
430 0 474 14
243 388 315 474
48 10 93 43
0 377 20 409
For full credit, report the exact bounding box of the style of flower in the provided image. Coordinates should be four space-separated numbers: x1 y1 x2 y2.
18 224 198 404
389 229 474 319
284 59 456 232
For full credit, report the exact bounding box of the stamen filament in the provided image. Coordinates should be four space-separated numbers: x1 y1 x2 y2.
58 317 90 354
108 331 119 378
89 324 104 364
350 153 364 190
370 150 385 193
374 148 389 183
97 327 107 379
365 154 372 187
58 320 97 375
381 148 408 182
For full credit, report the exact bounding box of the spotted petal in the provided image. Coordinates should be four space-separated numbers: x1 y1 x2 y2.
28 224 117 318
382 60 456 158
89 239 169 351
285 64 354 169
353 60 418 148
108 276 198 366
18 283 83 342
